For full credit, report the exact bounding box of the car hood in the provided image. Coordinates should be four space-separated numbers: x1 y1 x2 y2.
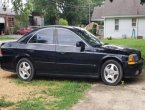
101 44 141 56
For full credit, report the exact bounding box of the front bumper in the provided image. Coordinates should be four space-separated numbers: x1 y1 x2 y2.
124 58 144 78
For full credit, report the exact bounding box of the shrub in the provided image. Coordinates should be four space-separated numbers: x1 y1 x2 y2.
107 36 112 40
92 24 97 36
59 18 68 25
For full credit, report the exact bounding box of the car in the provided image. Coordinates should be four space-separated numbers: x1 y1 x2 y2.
16 26 39 35
17 27 31 35
0 26 144 85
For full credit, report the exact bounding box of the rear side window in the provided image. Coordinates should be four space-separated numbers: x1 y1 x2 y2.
29 28 54 44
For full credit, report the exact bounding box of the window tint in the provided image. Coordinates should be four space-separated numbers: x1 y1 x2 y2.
57 28 81 46
29 28 54 44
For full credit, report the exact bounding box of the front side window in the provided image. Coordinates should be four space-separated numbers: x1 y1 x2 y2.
115 19 119 31
57 28 81 46
29 28 54 44
76 29 101 47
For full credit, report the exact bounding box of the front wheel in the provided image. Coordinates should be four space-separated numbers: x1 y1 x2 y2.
101 60 123 86
16 58 35 81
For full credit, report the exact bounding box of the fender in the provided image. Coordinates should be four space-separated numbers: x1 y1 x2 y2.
97 55 124 74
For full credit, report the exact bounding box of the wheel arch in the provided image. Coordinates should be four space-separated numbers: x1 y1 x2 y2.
98 56 124 76
14 54 34 71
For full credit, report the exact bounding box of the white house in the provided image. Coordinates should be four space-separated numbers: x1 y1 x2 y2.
92 0 145 38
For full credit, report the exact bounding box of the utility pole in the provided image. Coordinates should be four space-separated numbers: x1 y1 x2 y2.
89 2 91 23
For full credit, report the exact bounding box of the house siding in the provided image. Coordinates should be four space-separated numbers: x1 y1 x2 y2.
138 18 145 37
104 18 145 38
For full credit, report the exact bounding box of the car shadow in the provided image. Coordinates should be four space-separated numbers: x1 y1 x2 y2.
5 73 145 86
6 73 101 84
123 77 145 85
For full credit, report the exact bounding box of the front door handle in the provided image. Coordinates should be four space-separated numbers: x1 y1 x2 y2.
60 52 65 55
27 50 34 53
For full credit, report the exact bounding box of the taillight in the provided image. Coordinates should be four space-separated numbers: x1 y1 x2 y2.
0 48 3 57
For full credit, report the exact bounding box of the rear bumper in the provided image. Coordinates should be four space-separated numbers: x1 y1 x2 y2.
0 56 15 72
124 58 144 78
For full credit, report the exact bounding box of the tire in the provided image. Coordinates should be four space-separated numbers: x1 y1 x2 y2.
101 60 123 86
16 58 35 81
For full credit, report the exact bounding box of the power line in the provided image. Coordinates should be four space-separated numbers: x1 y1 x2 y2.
49 0 97 9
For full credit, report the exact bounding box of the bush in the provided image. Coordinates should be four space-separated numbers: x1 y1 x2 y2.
88 24 97 36
59 18 68 25
92 24 97 36
107 36 112 40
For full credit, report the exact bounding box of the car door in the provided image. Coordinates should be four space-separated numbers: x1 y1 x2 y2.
55 28 97 75
27 28 56 74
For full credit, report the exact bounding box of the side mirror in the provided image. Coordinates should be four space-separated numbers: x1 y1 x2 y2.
76 41 85 52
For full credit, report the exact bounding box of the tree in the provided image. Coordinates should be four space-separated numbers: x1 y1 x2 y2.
110 0 145 4
32 0 60 25
12 0 33 27
12 0 103 25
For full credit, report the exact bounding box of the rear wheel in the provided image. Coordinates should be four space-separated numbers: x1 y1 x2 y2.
101 60 123 86
16 58 35 81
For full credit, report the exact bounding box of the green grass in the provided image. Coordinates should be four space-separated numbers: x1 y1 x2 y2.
101 39 145 60
0 36 15 40
14 79 91 110
0 97 14 107
15 98 45 110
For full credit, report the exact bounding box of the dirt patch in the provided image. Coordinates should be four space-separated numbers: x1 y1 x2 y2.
0 70 48 110
71 70 145 110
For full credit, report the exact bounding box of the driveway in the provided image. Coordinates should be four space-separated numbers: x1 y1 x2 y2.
71 70 145 110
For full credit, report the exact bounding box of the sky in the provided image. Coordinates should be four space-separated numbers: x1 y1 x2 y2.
0 0 26 9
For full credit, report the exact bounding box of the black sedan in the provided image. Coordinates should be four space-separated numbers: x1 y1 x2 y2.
0 26 144 85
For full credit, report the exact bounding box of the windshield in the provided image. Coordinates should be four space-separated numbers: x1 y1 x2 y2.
76 28 102 47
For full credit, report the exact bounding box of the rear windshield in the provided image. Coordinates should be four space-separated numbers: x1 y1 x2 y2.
17 29 38 43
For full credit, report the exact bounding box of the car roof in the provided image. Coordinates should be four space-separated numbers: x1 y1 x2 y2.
37 25 84 31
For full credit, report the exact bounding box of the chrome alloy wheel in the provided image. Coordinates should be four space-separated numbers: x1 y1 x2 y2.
104 64 119 84
19 62 31 80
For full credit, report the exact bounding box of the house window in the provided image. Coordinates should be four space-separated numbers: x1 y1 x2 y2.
132 18 136 27
115 19 119 31
8 17 15 27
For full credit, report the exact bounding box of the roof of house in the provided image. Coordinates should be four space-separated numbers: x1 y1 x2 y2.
0 8 15 15
92 0 145 21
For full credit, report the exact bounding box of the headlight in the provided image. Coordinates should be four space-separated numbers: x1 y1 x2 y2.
128 54 138 65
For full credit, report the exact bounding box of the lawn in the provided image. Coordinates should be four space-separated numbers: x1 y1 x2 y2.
101 39 145 61
0 36 15 40
0 77 91 110
14 79 91 110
